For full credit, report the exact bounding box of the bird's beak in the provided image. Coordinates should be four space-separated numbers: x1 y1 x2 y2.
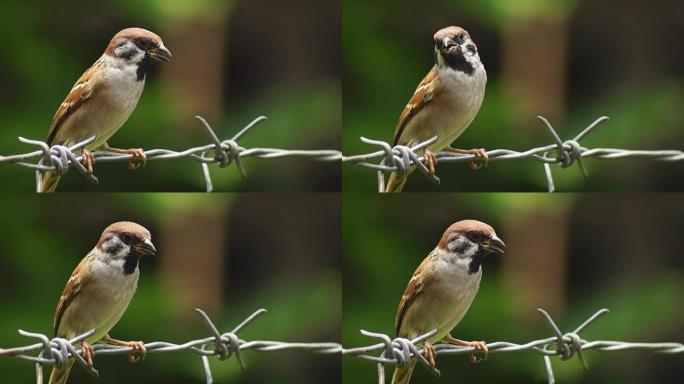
481 235 505 254
148 44 172 62
442 37 458 49
135 238 157 256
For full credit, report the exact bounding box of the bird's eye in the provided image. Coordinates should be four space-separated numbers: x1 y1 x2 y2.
469 232 485 242
120 233 133 244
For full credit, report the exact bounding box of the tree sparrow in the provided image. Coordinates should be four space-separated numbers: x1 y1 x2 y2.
384 26 487 193
49 221 156 384
38 28 172 193
391 220 505 384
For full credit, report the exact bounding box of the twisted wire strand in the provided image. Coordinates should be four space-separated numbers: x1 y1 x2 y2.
342 308 684 384
341 116 684 192
2 115 682 192
3 308 682 383
0 116 341 192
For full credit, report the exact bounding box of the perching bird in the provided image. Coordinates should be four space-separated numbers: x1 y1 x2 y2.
38 28 172 193
391 220 505 384
385 26 487 193
49 221 156 384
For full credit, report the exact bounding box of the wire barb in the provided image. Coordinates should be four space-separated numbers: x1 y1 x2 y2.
342 116 684 192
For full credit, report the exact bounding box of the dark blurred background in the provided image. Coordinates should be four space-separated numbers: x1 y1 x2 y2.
0 193 341 383
342 0 684 191
343 193 684 383
0 0 340 192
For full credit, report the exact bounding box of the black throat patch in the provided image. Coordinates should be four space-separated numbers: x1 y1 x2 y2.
468 250 487 274
136 56 151 81
123 254 140 275
443 51 475 76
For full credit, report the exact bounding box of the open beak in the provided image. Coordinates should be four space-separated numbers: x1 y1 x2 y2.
135 238 157 256
148 44 172 62
481 235 505 254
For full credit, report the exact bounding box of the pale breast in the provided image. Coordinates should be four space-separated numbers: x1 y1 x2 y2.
59 58 144 150
58 258 139 342
400 65 486 152
399 257 481 343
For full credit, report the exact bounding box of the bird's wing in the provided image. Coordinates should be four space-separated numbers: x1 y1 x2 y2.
392 67 437 146
53 256 92 337
47 60 103 146
394 255 434 337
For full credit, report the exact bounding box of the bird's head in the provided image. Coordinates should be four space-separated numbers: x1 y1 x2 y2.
105 27 172 65
437 220 505 274
433 26 481 75
97 221 156 261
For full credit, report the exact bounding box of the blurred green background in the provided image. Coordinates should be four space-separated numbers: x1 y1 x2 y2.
342 0 684 191
0 0 340 192
343 193 684 383
0 193 341 383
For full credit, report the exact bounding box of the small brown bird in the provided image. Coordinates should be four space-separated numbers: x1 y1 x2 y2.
49 222 156 384
391 220 505 384
385 26 487 193
38 28 172 193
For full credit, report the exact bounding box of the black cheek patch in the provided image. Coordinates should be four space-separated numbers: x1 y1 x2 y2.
104 242 123 255
123 254 140 275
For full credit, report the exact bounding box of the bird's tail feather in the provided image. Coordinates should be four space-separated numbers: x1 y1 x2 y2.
38 171 60 193
391 360 417 384
49 359 74 384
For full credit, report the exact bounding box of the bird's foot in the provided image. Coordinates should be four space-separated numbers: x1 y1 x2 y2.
443 335 488 363
100 146 147 169
81 341 95 368
422 149 437 176
81 149 95 175
103 336 147 363
445 147 488 170
423 340 437 370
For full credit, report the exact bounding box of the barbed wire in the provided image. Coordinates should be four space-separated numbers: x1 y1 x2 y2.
342 308 684 384
342 116 684 192
0 308 340 384
0 115 341 192
1 115 682 192
2 307 682 383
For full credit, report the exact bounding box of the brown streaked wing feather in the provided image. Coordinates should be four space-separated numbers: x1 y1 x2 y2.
46 61 102 146
53 256 91 336
394 257 432 337
392 68 437 146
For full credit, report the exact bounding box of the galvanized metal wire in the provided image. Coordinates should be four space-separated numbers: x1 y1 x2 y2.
2 115 682 192
0 115 341 192
0 308 341 384
342 116 684 192
342 308 684 384
3 307 682 383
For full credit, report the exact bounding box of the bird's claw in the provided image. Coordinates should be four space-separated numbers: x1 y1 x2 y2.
81 149 95 175
125 148 147 169
423 149 437 176
446 147 489 170
81 342 95 369
124 341 146 363
423 341 437 370
467 341 488 363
